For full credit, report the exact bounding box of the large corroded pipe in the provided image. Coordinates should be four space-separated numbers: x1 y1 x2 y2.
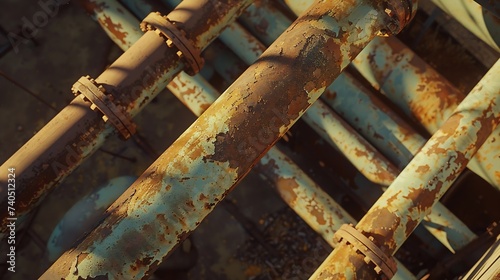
41 0 416 278
0 0 253 239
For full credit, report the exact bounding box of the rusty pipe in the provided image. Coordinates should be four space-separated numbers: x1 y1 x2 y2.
0 0 253 239
41 0 416 278
311 59 500 279
102 2 416 277
353 36 500 192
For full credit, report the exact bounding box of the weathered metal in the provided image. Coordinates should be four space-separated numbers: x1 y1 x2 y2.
302 102 399 186
161 0 268 66
239 0 293 46
88 3 415 278
462 234 500 279
167 63 417 280
47 176 137 262
41 0 416 278
352 36 500 192
430 0 500 52
78 0 142 48
0 0 254 239
310 59 500 279
321 73 424 169
233 0 476 254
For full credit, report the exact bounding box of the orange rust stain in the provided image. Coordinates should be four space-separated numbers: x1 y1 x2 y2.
76 252 89 266
374 168 397 184
99 16 128 45
310 207 327 225
304 81 316 93
276 178 299 204
386 190 402 206
181 86 197 96
156 213 167 224
403 181 443 215
426 114 464 155
199 103 211 113
353 148 368 157
361 207 402 253
199 193 208 201
416 164 430 174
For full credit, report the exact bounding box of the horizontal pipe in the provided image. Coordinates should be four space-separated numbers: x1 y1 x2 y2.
311 59 500 279
41 1 413 278
0 0 253 239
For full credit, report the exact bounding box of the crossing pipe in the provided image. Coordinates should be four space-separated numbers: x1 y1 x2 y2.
41 0 417 278
223 0 476 253
0 0 254 239
311 60 500 279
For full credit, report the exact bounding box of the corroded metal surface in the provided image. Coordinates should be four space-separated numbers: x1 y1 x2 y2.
41 0 411 278
117 2 416 277
79 0 142 48
353 36 500 191
303 102 399 186
431 0 500 52
243 0 476 254
0 0 253 239
311 59 500 279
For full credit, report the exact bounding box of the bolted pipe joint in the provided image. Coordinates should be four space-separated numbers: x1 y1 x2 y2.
375 0 418 36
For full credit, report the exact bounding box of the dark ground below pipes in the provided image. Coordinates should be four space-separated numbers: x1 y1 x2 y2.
0 0 499 279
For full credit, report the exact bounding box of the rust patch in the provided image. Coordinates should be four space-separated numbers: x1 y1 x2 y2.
310 207 327 225
416 164 430 174
403 181 443 216
275 178 300 204
76 252 89 267
98 16 128 45
360 207 401 253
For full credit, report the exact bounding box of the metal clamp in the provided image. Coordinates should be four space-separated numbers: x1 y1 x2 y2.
140 12 204 75
335 224 397 279
72 76 136 140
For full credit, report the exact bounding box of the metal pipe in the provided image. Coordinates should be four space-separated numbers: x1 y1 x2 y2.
233 0 476 253
431 0 500 52
352 36 500 192
92 3 414 278
71 2 416 277
321 74 424 170
0 0 254 239
311 59 500 279
163 0 464 262
41 1 416 278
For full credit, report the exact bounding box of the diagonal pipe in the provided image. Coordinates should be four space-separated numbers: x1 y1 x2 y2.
311 59 500 279
0 0 254 239
41 0 417 278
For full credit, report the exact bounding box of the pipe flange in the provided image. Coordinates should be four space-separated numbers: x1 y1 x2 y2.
140 12 204 76
71 76 136 140
334 224 397 279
